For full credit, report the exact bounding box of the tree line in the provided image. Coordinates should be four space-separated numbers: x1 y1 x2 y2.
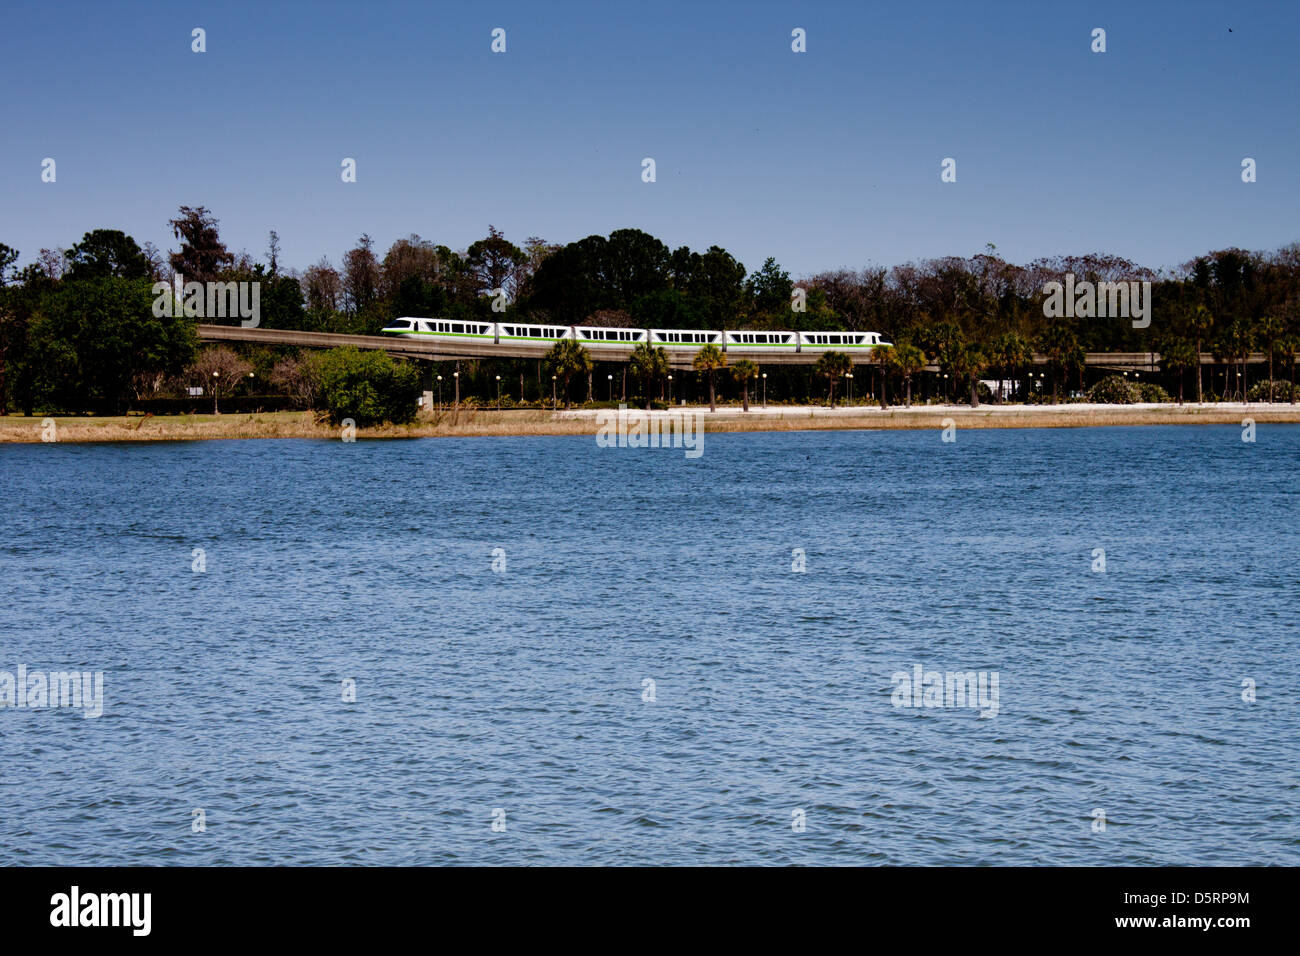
3 206 1299 415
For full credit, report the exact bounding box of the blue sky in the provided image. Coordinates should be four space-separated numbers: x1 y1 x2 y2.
2 0 1296 278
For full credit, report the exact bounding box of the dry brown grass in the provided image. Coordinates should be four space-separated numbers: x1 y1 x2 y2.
3 403 1298 443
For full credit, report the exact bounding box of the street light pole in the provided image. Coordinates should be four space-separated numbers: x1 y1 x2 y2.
551 375 557 410
846 372 853 404
667 375 673 405
453 370 459 408
495 374 501 410
212 371 220 415
607 374 613 402
436 375 442 411
761 372 766 408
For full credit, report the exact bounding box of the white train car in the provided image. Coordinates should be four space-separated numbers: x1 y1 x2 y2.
796 331 884 351
570 327 648 350
381 317 495 339
723 330 798 350
496 322 573 344
649 329 724 350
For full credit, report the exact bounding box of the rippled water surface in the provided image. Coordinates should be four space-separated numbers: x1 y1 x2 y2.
1 425 1297 865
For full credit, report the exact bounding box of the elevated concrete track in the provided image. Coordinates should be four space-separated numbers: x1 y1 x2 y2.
195 326 1278 371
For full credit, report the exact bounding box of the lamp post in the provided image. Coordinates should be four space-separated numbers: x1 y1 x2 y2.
436 374 443 410
453 370 459 408
495 375 501 410
845 371 853 404
943 373 949 403
551 375 557 410
212 370 220 415
667 375 673 405
607 373 613 402
761 372 767 408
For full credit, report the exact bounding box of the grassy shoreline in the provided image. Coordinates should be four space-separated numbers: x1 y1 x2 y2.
3 402 1298 443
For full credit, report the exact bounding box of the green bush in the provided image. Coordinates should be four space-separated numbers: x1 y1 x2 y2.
1087 375 1139 404
1137 382 1172 403
312 347 420 426
1247 379 1295 402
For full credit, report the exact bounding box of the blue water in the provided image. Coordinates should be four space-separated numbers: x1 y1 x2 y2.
1 425 1297 865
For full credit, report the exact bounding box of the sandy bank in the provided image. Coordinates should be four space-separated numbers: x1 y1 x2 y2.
2 403 1297 443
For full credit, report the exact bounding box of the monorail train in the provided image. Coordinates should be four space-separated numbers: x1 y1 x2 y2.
380 318 890 353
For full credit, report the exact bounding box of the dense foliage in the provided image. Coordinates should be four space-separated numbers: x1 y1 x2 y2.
1088 376 1140 404
6 275 196 414
312 347 420 426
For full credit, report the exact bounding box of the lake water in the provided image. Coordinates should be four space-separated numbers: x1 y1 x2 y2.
1 425 1297 865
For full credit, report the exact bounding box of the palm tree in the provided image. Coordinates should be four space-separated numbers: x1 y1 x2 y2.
890 343 926 407
1257 314 1284 402
1038 323 1081 404
1159 336 1198 405
1280 331 1300 404
692 343 727 412
924 320 966 405
543 338 592 410
814 350 852 406
952 343 988 407
1187 304 1213 404
629 341 669 410
731 359 758 412
871 343 894 408
992 332 1031 404
1212 319 1250 401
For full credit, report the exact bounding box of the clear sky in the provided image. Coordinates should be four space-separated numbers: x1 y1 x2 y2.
2 0 1296 278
